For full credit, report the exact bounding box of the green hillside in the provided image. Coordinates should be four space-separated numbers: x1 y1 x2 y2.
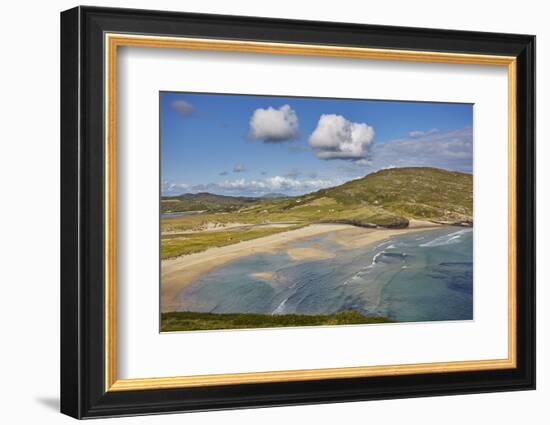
313 167 473 225
226 167 473 228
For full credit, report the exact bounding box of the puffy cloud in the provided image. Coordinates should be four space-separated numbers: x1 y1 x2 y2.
170 99 194 116
308 114 375 160
217 176 336 194
233 164 247 173
249 104 299 142
266 176 325 191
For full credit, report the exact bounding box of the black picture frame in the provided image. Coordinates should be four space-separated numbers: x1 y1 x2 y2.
61 5 535 419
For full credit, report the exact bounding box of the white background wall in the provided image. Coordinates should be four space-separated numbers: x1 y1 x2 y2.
0 0 545 423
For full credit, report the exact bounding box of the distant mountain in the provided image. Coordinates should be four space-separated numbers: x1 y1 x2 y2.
261 193 288 199
161 192 289 213
162 168 473 227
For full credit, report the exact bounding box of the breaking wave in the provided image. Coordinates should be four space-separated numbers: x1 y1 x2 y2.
272 297 289 315
420 229 471 247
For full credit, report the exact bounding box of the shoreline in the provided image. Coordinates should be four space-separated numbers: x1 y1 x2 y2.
161 221 442 312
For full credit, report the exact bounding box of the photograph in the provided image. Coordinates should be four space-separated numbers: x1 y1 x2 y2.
57 4 536 419
159 92 474 332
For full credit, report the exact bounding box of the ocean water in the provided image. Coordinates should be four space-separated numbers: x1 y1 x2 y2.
175 227 473 323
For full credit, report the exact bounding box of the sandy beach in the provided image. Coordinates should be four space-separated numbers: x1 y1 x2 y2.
161 221 441 312
328 220 440 249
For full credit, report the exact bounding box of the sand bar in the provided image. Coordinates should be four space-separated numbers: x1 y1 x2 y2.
161 222 441 312
251 272 276 282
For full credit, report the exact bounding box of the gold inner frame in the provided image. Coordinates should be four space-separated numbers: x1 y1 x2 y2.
104 33 517 392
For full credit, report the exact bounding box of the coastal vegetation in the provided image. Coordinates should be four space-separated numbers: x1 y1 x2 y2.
161 311 393 331
161 224 304 259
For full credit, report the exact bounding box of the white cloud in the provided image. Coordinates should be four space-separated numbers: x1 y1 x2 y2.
249 104 299 142
161 181 190 196
218 178 256 190
170 99 194 116
308 114 375 160
214 176 338 196
233 164 247 173
408 128 439 138
266 176 305 191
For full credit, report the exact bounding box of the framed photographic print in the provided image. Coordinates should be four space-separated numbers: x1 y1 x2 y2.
60 6 536 419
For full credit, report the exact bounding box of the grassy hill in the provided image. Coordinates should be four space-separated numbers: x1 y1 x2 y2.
312 167 473 226
226 167 473 228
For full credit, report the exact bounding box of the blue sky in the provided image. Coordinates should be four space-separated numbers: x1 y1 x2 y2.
161 92 473 197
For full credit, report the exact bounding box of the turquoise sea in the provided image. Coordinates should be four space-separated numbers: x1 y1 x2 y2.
175 227 473 323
